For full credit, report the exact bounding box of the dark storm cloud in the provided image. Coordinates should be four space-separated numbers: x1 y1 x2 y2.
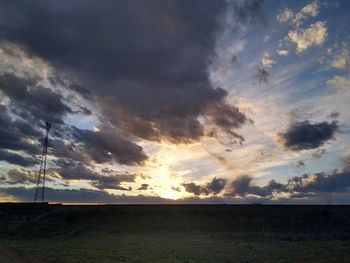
0 73 78 168
226 175 293 197
0 149 39 167
71 126 147 165
0 105 41 155
0 1 224 80
53 160 100 181
182 177 227 196
228 175 251 196
0 187 173 204
226 155 350 198
288 171 350 194
0 168 37 185
53 160 136 191
207 178 227 194
205 102 249 144
12 118 42 138
50 139 91 166
137 184 149 191
226 175 287 197
48 77 92 100
2 186 350 204
0 73 73 124
182 182 202 195
0 0 254 144
0 72 146 168
277 120 339 151
50 126 148 168
91 176 133 191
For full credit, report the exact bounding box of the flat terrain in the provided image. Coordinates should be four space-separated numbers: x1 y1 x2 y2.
1 205 350 262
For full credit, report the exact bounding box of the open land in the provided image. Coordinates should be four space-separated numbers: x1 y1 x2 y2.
1 204 350 263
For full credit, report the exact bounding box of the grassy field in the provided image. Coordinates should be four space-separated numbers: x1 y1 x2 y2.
1 205 350 262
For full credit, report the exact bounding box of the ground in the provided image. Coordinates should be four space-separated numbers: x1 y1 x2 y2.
1 205 350 262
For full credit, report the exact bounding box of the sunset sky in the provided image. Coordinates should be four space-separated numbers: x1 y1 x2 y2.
0 0 349 204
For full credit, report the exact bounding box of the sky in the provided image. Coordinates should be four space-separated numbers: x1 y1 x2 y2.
0 0 349 204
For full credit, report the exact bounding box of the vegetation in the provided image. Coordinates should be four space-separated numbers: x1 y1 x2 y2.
1 205 350 262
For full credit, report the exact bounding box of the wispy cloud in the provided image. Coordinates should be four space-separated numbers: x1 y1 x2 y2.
331 48 349 69
327 76 350 91
276 8 294 23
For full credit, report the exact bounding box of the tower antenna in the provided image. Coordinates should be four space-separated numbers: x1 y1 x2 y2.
34 121 52 203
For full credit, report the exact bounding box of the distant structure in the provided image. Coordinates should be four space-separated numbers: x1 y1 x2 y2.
34 122 52 203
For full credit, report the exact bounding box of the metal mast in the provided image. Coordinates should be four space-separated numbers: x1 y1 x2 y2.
34 122 52 203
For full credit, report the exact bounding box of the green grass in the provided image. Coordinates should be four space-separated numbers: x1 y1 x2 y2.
1 233 350 263
1 205 350 262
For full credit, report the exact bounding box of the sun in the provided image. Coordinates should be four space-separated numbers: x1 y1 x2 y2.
161 191 179 200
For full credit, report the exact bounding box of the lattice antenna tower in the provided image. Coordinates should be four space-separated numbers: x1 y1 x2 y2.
34 121 52 203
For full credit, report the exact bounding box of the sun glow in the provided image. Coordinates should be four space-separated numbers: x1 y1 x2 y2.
161 191 179 200
141 146 197 200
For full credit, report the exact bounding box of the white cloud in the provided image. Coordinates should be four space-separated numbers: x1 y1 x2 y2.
277 2 320 25
331 48 349 69
277 50 290 56
228 40 245 55
288 21 327 53
301 1 319 16
327 76 350 91
276 8 293 22
261 52 275 68
293 1 320 26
